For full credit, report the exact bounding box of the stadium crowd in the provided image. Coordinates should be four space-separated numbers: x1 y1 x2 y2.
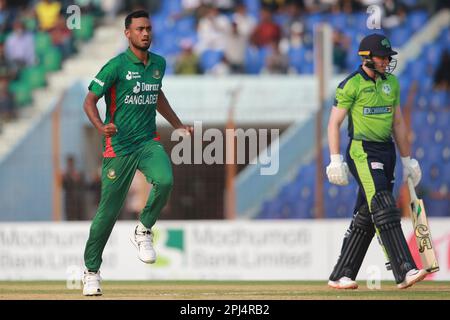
0 0 448 220
0 0 102 131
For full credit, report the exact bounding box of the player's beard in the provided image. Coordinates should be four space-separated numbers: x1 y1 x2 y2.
131 38 151 51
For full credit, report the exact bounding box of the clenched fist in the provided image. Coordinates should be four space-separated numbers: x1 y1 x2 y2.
326 154 350 186
100 123 118 138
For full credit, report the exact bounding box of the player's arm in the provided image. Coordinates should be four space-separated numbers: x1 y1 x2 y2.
83 91 117 137
392 105 409 157
393 105 422 185
325 106 350 186
157 90 193 133
326 78 353 186
86 59 119 137
328 106 348 155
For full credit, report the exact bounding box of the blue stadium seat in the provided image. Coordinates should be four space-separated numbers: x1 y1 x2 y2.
423 197 449 217
407 11 428 32
151 12 177 34
273 13 288 27
353 12 369 30
399 72 412 88
433 128 445 144
435 111 450 129
287 46 306 73
390 26 411 47
415 91 431 110
329 13 347 31
346 51 361 71
153 29 180 54
259 199 283 219
424 43 444 69
160 0 183 15
417 76 433 93
439 28 450 50
244 46 267 74
243 0 260 19
400 0 419 7
304 13 325 32
430 90 449 110
176 16 196 37
409 58 428 80
414 126 434 145
200 50 224 71
291 200 314 219
301 49 314 74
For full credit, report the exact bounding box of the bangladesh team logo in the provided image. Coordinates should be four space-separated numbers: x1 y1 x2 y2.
107 169 116 180
153 68 161 79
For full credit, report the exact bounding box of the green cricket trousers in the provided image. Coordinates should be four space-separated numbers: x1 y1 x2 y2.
84 139 173 272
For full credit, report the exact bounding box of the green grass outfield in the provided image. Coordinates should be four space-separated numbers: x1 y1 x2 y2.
0 280 449 300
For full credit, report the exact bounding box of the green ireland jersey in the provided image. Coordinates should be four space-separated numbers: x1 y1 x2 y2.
334 66 400 142
88 48 166 157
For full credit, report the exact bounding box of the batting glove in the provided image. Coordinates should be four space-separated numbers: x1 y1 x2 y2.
326 154 350 186
401 156 422 186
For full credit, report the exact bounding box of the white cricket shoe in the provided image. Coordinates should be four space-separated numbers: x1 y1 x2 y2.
130 223 156 264
397 268 427 289
82 270 102 296
328 276 358 289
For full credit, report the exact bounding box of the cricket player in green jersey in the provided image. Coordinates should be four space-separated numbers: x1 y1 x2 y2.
325 34 427 290
82 10 192 296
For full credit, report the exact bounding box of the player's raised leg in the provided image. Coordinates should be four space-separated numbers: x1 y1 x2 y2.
130 140 173 264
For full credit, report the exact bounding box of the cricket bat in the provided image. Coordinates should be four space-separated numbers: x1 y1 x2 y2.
407 177 440 273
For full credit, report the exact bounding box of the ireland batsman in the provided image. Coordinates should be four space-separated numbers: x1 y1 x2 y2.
326 34 427 290
82 10 192 296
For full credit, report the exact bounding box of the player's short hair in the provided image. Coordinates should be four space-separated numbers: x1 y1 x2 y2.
125 10 149 29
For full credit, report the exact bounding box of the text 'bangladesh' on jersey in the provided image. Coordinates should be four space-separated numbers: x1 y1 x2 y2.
334 66 400 142
88 48 166 157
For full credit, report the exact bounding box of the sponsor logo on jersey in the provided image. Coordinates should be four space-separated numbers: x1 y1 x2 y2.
382 83 391 95
126 71 141 80
363 106 392 115
132 81 160 94
133 82 141 94
126 82 160 105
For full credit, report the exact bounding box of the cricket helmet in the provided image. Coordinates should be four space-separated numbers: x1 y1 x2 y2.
358 34 397 74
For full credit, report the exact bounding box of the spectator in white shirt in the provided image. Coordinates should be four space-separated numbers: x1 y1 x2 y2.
195 4 231 53
4 19 36 68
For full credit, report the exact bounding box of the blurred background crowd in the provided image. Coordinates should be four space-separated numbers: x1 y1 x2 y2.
0 0 448 221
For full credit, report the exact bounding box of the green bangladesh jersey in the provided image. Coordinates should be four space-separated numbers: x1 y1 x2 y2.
334 66 400 142
88 48 166 157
